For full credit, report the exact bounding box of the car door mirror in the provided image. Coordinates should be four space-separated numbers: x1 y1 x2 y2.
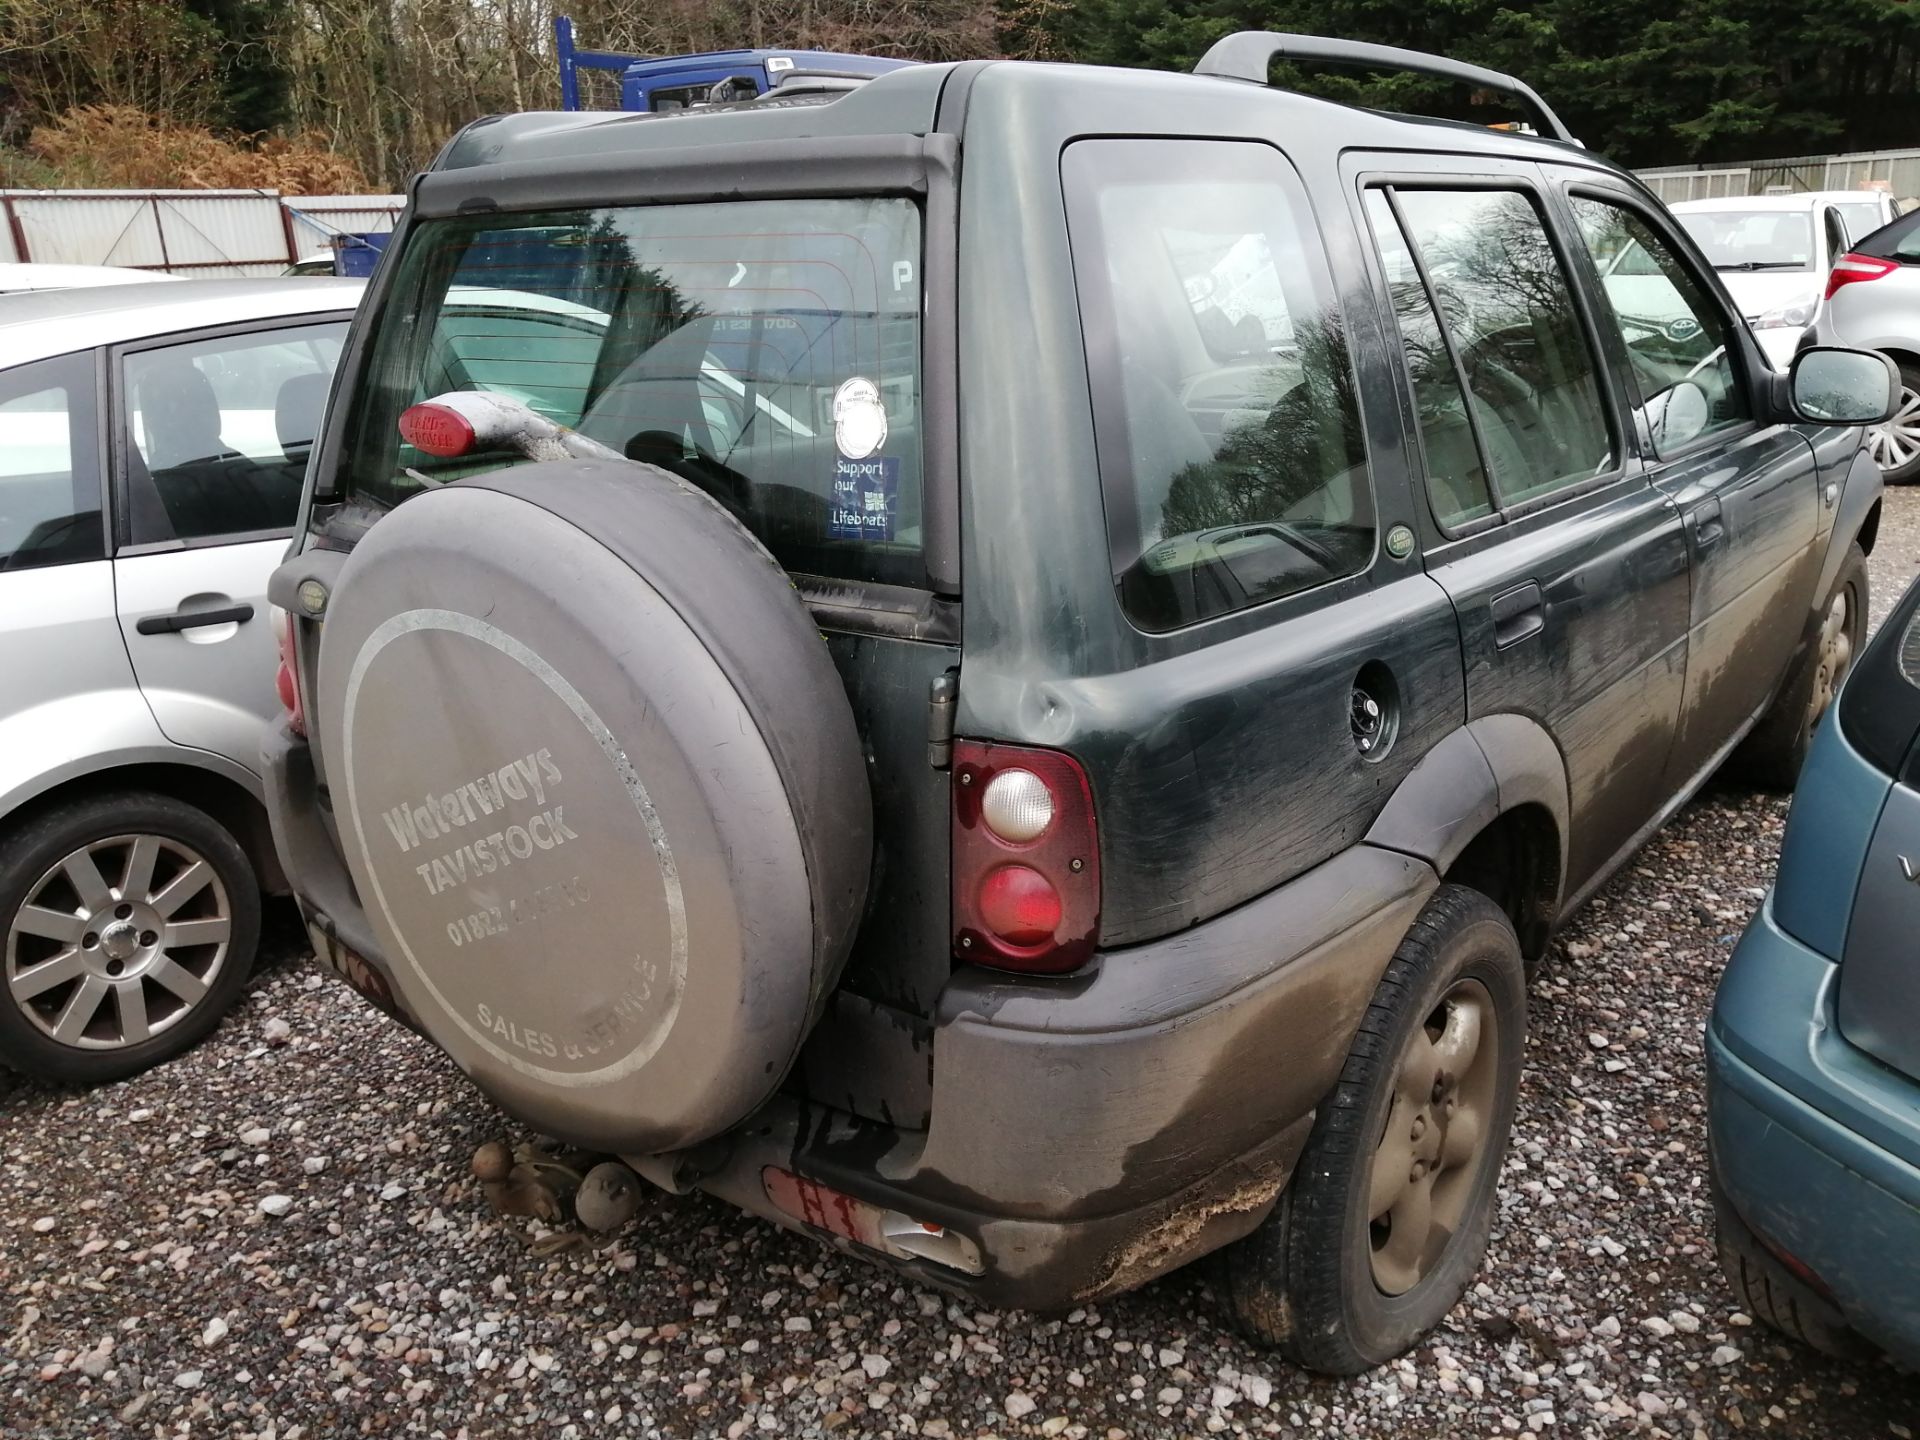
1788 345 1899 425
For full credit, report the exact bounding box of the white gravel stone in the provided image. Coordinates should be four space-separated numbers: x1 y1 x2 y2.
1712 1345 1743 1366
201 1317 229 1347
262 1017 292 1046
302 1155 328 1174
1641 1316 1675 1338
173 1369 204 1389
257 1194 293 1217
1005 1392 1037 1419
239 1126 270 1146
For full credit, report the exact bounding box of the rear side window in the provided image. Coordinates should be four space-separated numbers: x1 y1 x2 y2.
343 199 925 588
1362 191 1494 531
0 352 101 570
1063 139 1374 631
122 321 347 545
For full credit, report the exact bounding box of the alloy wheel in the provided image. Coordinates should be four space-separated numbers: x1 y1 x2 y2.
1807 586 1853 735
1869 385 1920 473
5 834 232 1050
1365 979 1501 1296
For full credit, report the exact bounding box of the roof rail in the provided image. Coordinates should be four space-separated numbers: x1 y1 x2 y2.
1193 31 1578 146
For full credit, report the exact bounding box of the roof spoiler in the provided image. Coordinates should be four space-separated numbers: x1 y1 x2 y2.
1194 31 1578 146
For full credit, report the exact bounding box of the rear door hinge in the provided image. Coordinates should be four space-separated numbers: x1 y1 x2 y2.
927 670 958 769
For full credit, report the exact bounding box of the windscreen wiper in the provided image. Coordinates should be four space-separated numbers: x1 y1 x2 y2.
1712 260 1805 271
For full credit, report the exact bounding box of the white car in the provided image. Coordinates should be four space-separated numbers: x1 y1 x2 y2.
0 263 181 294
0 278 363 1082
1670 192 1898 367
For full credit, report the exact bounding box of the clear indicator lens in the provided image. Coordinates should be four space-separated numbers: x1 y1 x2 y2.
981 768 1055 842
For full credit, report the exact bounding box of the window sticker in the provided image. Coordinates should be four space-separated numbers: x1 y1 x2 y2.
829 456 899 541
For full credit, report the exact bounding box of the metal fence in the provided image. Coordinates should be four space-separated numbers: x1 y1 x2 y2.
0 190 405 276
1638 147 1920 206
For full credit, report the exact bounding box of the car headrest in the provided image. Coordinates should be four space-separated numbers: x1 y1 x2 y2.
136 363 223 469
275 372 331 461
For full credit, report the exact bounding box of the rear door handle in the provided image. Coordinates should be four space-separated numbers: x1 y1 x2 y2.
135 602 255 635
1691 498 1726 552
1491 580 1545 649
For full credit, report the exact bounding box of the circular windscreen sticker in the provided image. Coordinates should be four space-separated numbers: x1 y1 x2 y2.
833 377 888 460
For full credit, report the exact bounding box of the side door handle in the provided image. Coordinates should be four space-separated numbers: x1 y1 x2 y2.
1491 580 1545 649
135 602 255 635
1690 497 1726 553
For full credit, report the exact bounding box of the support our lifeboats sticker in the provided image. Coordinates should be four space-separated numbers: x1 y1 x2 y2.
829 376 897 542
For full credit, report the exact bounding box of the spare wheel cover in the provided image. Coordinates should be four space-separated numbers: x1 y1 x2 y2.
315 461 872 1154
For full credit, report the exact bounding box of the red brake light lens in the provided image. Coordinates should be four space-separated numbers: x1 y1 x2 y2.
1826 252 1898 300
977 865 1064 946
952 742 1098 974
273 605 306 737
399 401 476 457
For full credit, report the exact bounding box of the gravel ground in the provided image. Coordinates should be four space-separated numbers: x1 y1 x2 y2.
9 494 1920 1439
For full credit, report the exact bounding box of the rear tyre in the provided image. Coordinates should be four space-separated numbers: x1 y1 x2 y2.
1867 361 1920 484
1734 542 1867 791
1219 884 1525 1373
0 792 259 1084
1711 1170 1863 1360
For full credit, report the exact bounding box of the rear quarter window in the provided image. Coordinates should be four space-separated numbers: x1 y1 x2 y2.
1062 138 1374 631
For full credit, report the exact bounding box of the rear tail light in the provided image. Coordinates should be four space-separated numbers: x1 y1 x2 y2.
272 604 307 737
952 742 1098 974
1826 252 1898 300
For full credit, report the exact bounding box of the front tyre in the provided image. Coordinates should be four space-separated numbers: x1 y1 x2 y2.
1734 542 1867 791
0 793 259 1084
1220 884 1525 1374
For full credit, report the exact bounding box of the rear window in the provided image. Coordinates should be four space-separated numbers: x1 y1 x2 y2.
341 198 925 587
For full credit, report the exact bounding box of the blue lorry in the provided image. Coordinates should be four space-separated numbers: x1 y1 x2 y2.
552 15 912 113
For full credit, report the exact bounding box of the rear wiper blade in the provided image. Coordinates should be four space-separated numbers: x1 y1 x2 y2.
1712 260 1805 271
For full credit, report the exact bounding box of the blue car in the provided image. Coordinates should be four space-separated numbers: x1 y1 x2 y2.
1710 573 1920 1367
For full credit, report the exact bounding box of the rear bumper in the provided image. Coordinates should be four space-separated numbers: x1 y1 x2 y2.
264 720 1436 1307
1707 900 1920 1366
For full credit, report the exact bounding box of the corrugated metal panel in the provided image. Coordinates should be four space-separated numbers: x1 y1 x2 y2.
12 193 164 267
153 194 289 269
0 190 403 274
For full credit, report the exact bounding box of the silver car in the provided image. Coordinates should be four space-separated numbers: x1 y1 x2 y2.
0 278 362 1082
1815 208 1920 482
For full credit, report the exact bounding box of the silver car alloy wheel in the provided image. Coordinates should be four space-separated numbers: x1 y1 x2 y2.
5 834 231 1050
1869 384 1920 473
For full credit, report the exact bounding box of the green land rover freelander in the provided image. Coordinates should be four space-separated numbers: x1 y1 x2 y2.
261 36 1897 1371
